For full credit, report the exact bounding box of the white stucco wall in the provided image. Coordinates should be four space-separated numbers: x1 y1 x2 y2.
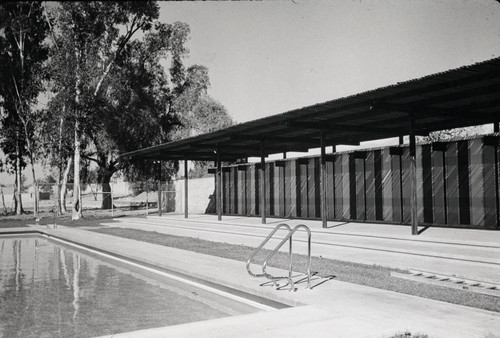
170 176 214 214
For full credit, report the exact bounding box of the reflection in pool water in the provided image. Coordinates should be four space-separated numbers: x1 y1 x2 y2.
0 236 249 337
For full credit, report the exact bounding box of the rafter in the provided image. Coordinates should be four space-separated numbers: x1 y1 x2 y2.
374 101 500 122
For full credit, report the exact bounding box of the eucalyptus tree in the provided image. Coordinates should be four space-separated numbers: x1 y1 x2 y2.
169 65 233 178
38 93 75 213
0 2 49 214
171 65 232 139
48 2 233 213
82 21 192 209
48 1 159 219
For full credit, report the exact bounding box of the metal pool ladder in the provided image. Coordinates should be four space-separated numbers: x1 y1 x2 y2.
246 223 311 291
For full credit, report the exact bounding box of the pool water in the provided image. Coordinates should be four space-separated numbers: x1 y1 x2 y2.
0 235 263 337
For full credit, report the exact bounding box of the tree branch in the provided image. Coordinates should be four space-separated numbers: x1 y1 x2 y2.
42 2 60 52
81 153 101 166
93 14 146 97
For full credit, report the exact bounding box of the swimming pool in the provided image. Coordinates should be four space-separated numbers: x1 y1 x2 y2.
0 234 276 337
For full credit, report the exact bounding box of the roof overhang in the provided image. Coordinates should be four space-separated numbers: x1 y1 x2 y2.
121 57 500 162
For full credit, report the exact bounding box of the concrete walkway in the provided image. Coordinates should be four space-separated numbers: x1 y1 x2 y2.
1 219 499 337
108 214 500 284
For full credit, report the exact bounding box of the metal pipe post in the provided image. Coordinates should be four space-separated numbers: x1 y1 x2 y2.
260 141 267 224
216 148 222 221
409 112 418 235
320 130 328 228
157 161 162 217
184 159 189 218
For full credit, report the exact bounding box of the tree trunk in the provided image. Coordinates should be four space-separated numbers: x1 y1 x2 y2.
72 47 82 221
101 172 113 210
60 156 72 214
15 135 23 215
72 120 81 220
0 184 7 214
30 152 37 218
57 115 64 214
20 116 38 217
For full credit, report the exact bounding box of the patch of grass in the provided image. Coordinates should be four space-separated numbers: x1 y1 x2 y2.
0 213 118 228
0 222 29 228
90 227 500 313
388 332 428 338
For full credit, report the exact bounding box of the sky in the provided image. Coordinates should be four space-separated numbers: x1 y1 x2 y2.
159 0 500 124
2 0 500 185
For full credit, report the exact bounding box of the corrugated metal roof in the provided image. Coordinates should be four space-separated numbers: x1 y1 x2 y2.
122 56 500 161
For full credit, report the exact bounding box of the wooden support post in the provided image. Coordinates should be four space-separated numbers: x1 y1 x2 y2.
399 135 405 221
283 152 287 159
495 122 499 133
493 139 500 229
184 159 188 219
216 148 222 221
331 144 336 220
409 112 418 235
260 141 267 224
156 161 162 217
320 131 328 228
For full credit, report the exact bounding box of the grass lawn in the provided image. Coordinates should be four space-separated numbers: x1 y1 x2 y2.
0 222 29 228
0 210 138 228
91 227 500 313
0 214 120 228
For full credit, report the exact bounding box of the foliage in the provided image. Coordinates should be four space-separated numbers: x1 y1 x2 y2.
44 1 162 214
1 1 235 214
0 1 49 176
418 125 489 144
170 65 233 140
168 65 233 179
129 180 157 196
38 173 56 193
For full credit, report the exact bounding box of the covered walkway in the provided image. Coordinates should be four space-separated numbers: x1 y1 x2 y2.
122 57 500 234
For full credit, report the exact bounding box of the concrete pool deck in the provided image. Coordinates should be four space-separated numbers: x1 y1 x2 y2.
1 219 499 337
109 214 500 285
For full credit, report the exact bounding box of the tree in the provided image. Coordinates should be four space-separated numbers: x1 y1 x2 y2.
46 2 234 214
74 20 192 209
47 1 159 219
0 102 26 214
0 2 49 214
38 93 74 214
170 65 233 178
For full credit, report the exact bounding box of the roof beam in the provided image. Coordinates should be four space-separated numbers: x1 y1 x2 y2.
190 143 262 153
296 68 500 121
406 82 500 108
230 134 320 147
287 120 403 135
372 68 500 107
375 101 500 123
288 120 429 137
128 150 243 161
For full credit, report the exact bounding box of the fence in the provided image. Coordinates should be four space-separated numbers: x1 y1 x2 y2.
0 181 162 219
219 134 500 230
0 184 35 215
0 176 216 219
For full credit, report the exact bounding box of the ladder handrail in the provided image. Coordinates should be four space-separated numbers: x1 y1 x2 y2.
246 223 292 278
262 224 311 291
